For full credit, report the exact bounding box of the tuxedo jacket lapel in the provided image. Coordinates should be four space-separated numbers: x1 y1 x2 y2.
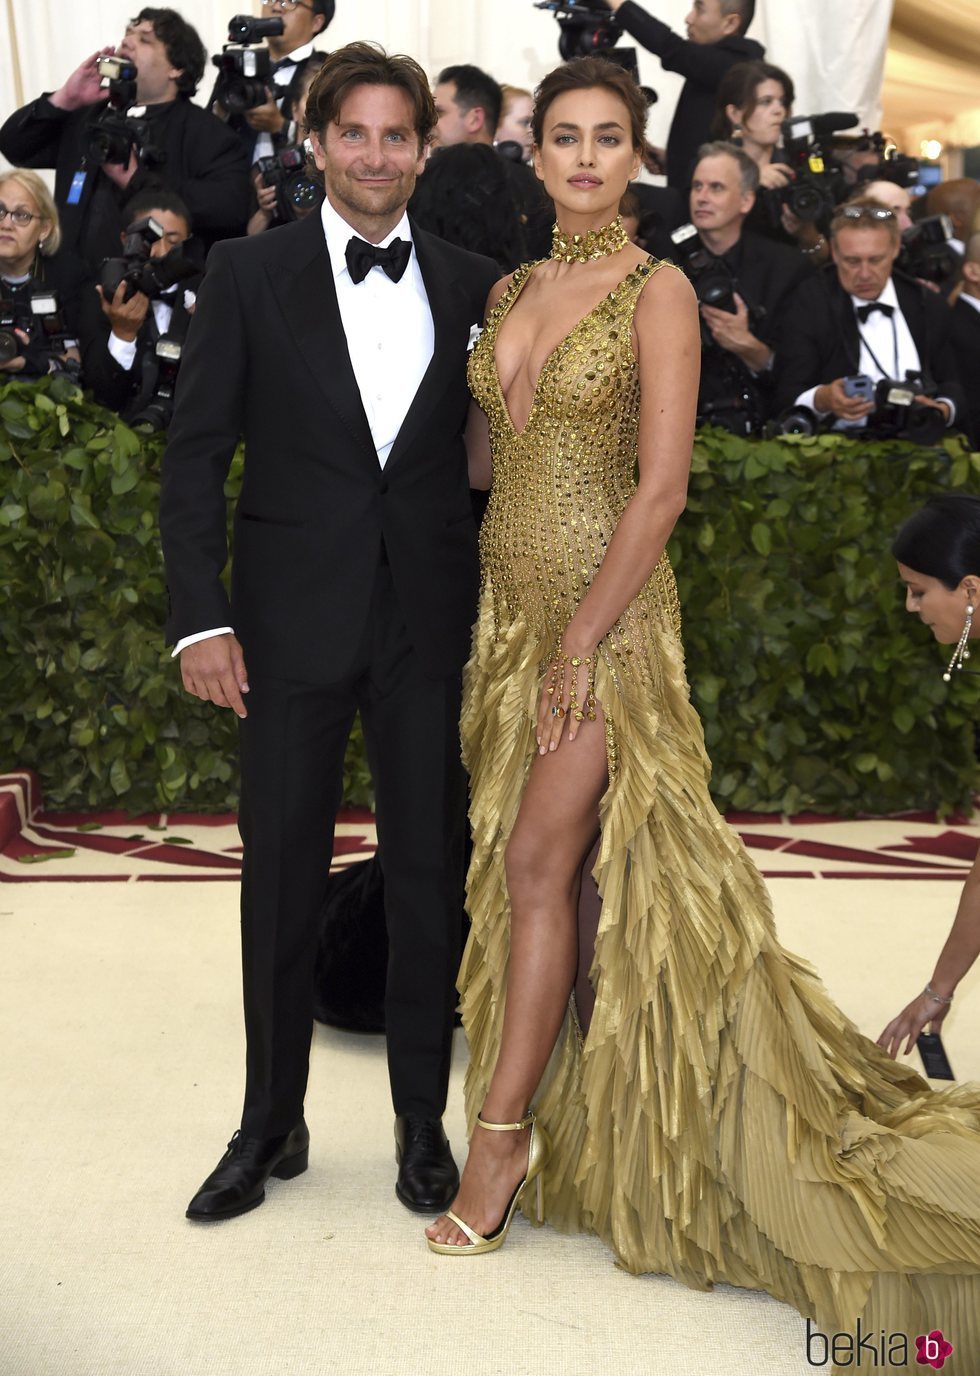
384 225 471 473
266 212 376 459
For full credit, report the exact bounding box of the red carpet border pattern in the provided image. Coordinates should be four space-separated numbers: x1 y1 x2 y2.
1 771 977 883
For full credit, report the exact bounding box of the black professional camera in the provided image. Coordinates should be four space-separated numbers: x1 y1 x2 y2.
670 224 738 313
534 0 622 59
854 134 920 190
899 214 959 285
212 14 284 114
98 217 198 303
255 144 322 222
767 112 858 225
0 288 72 375
83 54 160 169
869 376 947 445
130 335 183 431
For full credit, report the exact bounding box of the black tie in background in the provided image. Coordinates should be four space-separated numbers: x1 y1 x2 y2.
272 56 297 74
856 301 895 324
345 236 412 285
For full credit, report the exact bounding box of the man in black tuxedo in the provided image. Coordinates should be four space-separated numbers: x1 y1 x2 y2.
950 232 980 450
80 189 199 423
774 201 963 433
159 43 498 1222
0 9 249 269
604 0 764 191
675 141 811 431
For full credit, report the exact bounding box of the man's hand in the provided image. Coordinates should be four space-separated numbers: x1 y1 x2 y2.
102 147 140 190
97 280 150 341
49 47 116 111
700 293 772 371
179 633 250 718
244 91 287 134
913 395 952 425
642 144 666 176
0 329 29 372
813 378 875 422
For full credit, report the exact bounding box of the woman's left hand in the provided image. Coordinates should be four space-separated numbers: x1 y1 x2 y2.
536 650 595 754
877 991 951 1059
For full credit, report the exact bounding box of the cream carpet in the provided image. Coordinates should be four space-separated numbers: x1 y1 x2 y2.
1 870 978 1376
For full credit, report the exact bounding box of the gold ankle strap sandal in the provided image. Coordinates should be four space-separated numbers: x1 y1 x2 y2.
425 1111 550 1256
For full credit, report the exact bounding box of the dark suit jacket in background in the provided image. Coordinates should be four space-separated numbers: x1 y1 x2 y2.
773 268 966 424
614 1 765 192
159 211 499 685
949 295 980 449
0 95 250 268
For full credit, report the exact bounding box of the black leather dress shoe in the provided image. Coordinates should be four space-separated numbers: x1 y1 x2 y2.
394 1114 459 1214
185 1119 310 1222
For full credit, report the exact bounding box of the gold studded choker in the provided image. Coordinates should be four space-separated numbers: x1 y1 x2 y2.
550 217 630 264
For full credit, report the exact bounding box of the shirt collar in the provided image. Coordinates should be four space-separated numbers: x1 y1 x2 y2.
962 292 980 316
280 40 314 65
850 275 898 313
320 194 413 281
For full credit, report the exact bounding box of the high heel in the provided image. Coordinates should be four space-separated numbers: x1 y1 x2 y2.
426 1111 550 1256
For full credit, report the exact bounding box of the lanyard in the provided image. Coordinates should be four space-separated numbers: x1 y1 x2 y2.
856 313 900 382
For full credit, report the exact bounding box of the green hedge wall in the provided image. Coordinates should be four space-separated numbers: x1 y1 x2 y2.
2 375 979 816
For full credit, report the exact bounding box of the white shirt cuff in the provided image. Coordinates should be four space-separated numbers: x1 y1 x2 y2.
172 626 234 658
108 333 138 371
795 386 828 417
938 397 956 425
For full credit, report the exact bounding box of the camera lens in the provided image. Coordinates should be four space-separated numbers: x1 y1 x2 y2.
0 329 21 364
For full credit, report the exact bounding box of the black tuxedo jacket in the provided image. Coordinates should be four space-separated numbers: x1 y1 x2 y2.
159 211 498 684
949 296 980 449
774 269 965 419
614 2 764 191
0 95 250 268
79 282 197 420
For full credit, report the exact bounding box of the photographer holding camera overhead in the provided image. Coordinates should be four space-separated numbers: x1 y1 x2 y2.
774 200 964 443
0 9 250 270
211 0 333 167
603 0 764 191
79 189 200 428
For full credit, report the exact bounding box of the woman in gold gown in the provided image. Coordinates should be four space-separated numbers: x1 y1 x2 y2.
426 56 980 1369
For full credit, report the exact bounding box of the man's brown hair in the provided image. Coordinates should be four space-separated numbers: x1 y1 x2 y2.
531 57 648 152
304 41 437 150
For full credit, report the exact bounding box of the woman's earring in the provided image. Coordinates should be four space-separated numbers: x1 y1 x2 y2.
730 125 744 148
943 602 974 681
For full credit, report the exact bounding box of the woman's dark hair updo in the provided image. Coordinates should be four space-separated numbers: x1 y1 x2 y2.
891 494 980 589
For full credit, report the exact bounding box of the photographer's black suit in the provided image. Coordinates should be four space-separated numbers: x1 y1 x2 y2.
0 95 250 268
774 268 965 420
160 210 497 1138
613 1 764 191
949 296 980 449
78 283 196 421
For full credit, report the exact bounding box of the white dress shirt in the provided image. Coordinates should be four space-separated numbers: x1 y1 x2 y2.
796 275 953 426
173 195 434 656
252 39 315 164
961 292 980 317
108 288 197 371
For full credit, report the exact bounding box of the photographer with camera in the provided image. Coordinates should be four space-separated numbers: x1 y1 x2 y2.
79 189 199 427
0 9 250 270
775 200 963 442
672 141 810 433
949 232 980 450
0 169 87 382
603 0 763 191
211 1 333 167
247 55 326 235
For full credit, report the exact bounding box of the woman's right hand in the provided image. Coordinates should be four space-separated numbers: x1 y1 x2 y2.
758 163 793 190
877 990 951 1059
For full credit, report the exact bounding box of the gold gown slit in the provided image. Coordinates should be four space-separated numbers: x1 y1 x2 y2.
460 256 980 1370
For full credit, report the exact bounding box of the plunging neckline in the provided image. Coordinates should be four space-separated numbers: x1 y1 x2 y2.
490 257 655 440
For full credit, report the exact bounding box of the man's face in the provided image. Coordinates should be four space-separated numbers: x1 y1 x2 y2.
859 181 913 233
432 81 476 148
684 0 739 44
832 224 900 300
147 209 190 258
257 0 325 55
690 155 753 237
310 84 426 228
836 147 881 187
118 19 181 104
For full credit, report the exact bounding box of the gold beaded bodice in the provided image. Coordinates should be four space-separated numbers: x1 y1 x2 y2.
467 255 682 677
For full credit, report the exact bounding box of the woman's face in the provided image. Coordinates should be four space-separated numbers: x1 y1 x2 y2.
533 86 642 223
897 562 979 645
0 180 50 272
732 79 789 149
497 94 534 160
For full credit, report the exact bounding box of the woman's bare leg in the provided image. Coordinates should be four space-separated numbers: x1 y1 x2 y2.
426 715 607 1246
575 837 602 1036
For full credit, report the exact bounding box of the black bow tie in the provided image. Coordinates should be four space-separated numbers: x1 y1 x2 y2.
272 56 298 73
345 236 411 285
856 301 895 324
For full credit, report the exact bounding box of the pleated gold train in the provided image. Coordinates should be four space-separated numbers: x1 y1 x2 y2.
460 257 980 1373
